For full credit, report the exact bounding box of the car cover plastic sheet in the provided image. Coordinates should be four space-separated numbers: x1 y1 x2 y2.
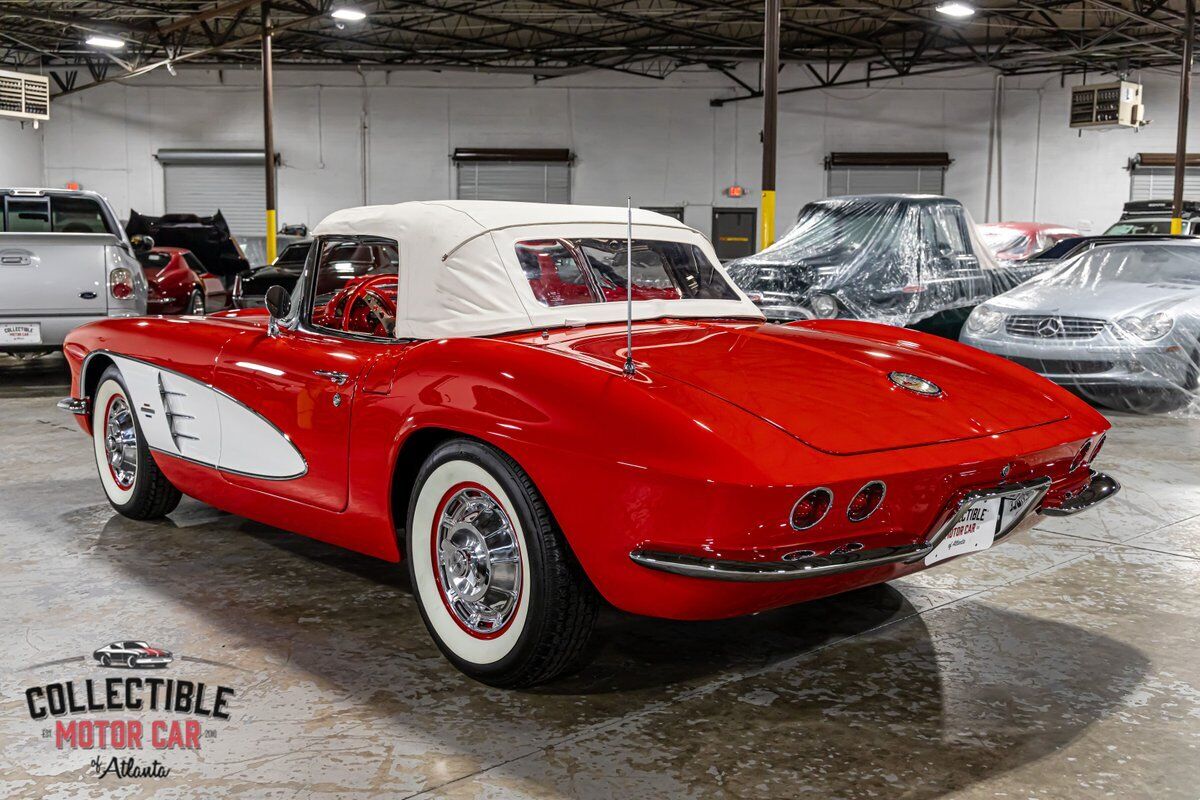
960 241 1200 417
726 196 1045 328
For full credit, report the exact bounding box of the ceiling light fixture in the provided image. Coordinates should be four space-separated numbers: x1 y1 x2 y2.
85 35 126 49
935 1 976 17
331 7 367 21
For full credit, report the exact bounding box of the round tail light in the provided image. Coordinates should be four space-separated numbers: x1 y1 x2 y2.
847 481 886 522
1069 440 1093 473
790 488 833 530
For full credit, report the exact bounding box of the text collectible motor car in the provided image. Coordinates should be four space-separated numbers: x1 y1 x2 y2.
961 240 1200 413
60 201 1119 687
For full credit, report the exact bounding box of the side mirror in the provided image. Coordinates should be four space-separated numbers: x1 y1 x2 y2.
264 284 292 337
130 234 155 253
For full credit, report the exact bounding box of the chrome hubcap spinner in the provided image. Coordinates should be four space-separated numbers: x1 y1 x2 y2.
435 486 521 635
104 396 138 489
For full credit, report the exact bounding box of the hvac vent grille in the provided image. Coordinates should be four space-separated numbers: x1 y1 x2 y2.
0 69 50 121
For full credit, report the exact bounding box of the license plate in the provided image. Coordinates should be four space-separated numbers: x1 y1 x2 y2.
925 496 1003 566
0 323 41 345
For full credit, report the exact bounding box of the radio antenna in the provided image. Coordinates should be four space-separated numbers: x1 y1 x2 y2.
623 196 636 377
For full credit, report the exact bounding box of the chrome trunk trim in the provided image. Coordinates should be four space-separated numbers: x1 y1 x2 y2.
629 477 1053 583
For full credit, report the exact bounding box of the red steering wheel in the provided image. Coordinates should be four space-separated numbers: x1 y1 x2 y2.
326 274 398 337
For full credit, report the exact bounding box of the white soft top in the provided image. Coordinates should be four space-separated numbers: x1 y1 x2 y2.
312 200 763 339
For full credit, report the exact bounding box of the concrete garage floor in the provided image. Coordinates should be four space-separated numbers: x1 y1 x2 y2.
1 355 1198 799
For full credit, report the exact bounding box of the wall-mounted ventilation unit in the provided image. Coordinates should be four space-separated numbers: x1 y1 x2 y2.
0 69 50 122
1069 81 1143 129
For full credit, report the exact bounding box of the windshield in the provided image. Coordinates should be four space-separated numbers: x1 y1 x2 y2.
136 251 173 270
275 243 311 266
515 238 737 307
1105 220 1173 235
1046 244 1200 288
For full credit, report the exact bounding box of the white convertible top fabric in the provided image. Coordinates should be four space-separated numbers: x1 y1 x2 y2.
312 200 763 339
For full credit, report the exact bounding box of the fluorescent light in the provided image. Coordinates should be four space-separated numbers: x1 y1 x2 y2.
86 34 126 49
935 1 976 17
331 7 367 21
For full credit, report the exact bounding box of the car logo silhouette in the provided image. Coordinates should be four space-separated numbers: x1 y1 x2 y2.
1036 317 1064 338
93 640 174 669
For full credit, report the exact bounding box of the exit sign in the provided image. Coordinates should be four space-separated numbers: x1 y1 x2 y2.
725 185 745 198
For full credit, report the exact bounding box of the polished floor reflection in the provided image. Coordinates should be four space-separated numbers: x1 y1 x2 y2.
1 357 1197 798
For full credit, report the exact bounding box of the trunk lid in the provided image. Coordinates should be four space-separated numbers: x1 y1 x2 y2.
554 321 1070 455
0 233 115 314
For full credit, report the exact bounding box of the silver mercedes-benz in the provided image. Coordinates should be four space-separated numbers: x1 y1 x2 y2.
960 241 1199 410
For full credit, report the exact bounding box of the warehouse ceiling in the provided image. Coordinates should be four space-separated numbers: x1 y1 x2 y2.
0 0 1192 97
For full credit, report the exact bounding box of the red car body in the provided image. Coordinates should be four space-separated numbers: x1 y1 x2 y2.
977 222 1080 262
138 246 227 315
62 310 1111 620
59 201 1117 684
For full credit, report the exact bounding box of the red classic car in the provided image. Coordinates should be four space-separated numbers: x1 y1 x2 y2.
58 201 1118 687
136 246 228 315
977 222 1080 262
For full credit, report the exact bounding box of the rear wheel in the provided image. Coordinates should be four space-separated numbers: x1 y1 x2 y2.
406 438 598 687
92 366 182 519
188 289 206 315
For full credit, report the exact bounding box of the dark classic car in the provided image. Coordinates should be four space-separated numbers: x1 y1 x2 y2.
126 209 250 286
726 195 1051 336
230 240 312 308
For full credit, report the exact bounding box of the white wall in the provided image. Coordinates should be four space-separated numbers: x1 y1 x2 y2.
35 64 1199 241
0 118 45 187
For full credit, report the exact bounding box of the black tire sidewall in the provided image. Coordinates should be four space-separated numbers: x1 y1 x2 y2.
405 439 552 683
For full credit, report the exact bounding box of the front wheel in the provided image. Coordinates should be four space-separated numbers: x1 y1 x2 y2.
406 439 598 687
92 366 183 519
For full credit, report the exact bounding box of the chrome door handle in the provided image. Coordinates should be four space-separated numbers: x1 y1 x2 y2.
313 370 349 385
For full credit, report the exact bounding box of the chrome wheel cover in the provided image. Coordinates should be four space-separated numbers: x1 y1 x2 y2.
104 395 138 489
434 486 521 635
190 292 205 315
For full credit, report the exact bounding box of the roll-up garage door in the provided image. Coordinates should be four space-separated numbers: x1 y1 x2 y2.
158 150 271 237
825 152 949 197
1127 153 1200 201
453 148 572 204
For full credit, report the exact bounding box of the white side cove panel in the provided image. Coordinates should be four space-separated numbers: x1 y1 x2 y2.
109 355 305 480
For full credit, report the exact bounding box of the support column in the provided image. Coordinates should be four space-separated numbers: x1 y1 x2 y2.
760 0 780 249
1172 0 1194 235
262 2 278 262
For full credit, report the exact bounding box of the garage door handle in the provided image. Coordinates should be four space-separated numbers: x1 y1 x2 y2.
313 370 349 385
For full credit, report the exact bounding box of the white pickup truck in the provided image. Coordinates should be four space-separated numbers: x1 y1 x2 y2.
0 188 146 356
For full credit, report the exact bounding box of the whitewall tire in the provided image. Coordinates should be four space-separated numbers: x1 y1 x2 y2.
406 438 598 687
91 366 183 520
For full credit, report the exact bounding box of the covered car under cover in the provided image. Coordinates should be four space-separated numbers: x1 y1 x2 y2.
961 240 1200 417
726 195 1049 330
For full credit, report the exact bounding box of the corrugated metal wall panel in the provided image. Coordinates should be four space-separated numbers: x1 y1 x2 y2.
456 162 571 203
826 166 945 197
163 164 265 237
1129 167 1200 201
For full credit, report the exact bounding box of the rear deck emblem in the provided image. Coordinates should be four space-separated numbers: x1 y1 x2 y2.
888 371 942 396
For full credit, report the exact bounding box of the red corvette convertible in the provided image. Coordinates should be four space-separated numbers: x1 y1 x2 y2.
59 201 1118 686
136 246 227 315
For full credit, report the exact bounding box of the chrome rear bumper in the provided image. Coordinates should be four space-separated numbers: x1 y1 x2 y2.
1040 470 1120 516
630 473 1118 583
